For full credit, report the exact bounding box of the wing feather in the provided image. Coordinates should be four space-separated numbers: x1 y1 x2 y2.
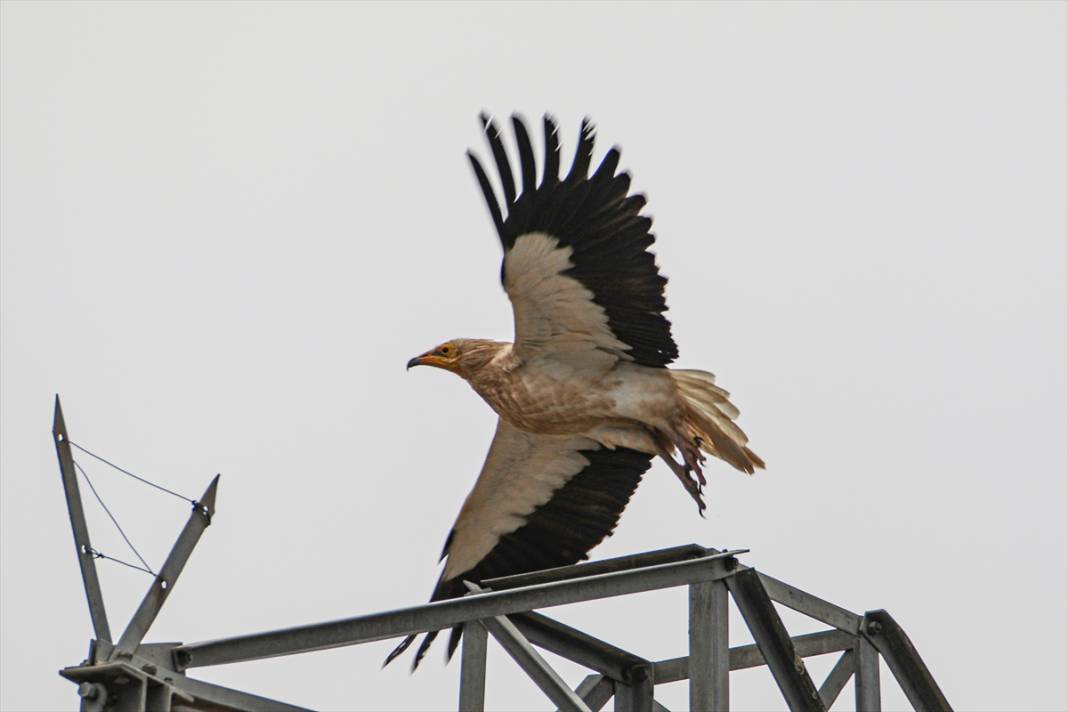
479 113 517 206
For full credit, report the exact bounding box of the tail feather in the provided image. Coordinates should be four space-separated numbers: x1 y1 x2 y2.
672 369 764 474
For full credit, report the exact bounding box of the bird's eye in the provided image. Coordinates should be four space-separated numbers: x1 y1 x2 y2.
440 346 451 355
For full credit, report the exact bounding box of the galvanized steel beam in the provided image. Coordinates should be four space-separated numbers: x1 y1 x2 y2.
817 649 855 708
727 569 825 712
652 629 854 683
112 475 219 660
688 580 729 711
611 662 653 712
475 606 591 712
458 620 488 712
573 675 614 712
757 573 863 635
483 545 710 591
53 396 112 643
513 611 648 683
173 550 742 670
862 610 951 712
854 637 881 711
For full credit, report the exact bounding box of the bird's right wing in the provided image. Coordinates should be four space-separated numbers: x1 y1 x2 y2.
385 418 653 669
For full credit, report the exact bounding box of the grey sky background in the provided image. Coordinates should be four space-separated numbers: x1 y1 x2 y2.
2 2 1065 710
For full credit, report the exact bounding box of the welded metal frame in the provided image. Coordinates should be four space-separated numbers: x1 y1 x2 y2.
54 398 951 711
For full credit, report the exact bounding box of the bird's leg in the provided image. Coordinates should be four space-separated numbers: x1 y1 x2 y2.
673 432 707 487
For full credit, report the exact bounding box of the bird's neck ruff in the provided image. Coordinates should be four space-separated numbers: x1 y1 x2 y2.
456 339 512 381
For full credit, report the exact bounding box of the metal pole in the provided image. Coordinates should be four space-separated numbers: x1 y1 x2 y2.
458 621 488 712
854 638 881 711
112 475 219 659
689 579 729 711
53 396 112 644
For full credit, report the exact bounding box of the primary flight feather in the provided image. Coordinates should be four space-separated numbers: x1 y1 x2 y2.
386 113 763 669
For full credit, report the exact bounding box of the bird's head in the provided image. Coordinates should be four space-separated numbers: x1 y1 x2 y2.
407 338 505 378
407 340 463 374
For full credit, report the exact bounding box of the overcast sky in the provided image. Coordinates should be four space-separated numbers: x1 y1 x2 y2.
2 2 1065 711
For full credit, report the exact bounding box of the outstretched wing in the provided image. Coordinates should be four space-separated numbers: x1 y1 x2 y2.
384 419 652 669
468 114 678 368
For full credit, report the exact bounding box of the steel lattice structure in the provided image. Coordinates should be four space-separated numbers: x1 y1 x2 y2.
53 397 951 712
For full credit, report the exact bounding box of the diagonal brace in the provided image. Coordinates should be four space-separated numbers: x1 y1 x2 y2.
111 474 219 660
464 582 591 712
727 569 825 712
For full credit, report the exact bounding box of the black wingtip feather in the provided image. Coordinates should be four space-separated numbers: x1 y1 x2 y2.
511 115 537 195
568 118 596 181
481 114 517 206
383 633 417 668
542 114 560 187
467 151 505 238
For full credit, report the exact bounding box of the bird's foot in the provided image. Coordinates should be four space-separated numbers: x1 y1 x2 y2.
673 433 707 487
659 449 706 516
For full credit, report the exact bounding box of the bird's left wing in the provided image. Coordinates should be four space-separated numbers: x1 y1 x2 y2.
385 418 652 669
468 113 678 369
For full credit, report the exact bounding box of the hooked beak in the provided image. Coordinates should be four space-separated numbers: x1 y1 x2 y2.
406 355 425 371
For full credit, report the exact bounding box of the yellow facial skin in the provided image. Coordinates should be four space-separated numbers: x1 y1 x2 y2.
406 342 460 373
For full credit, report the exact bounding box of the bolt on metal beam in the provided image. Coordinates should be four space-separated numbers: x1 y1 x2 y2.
862 610 951 712
53 395 112 643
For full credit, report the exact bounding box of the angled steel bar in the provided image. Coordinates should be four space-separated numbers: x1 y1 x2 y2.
573 675 614 712
724 629 854 672
173 550 742 670
689 580 729 711
459 620 488 712
757 573 862 635
854 637 881 711
53 396 112 643
817 650 855 709
111 475 219 660
652 629 854 682
483 545 712 590
469 599 590 711
862 610 951 712
727 569 825 712
513 611 648 683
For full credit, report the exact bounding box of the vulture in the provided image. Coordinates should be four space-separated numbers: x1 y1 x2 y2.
385 113 763 670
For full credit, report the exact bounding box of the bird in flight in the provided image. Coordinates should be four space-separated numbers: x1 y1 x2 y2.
386 113 763 669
